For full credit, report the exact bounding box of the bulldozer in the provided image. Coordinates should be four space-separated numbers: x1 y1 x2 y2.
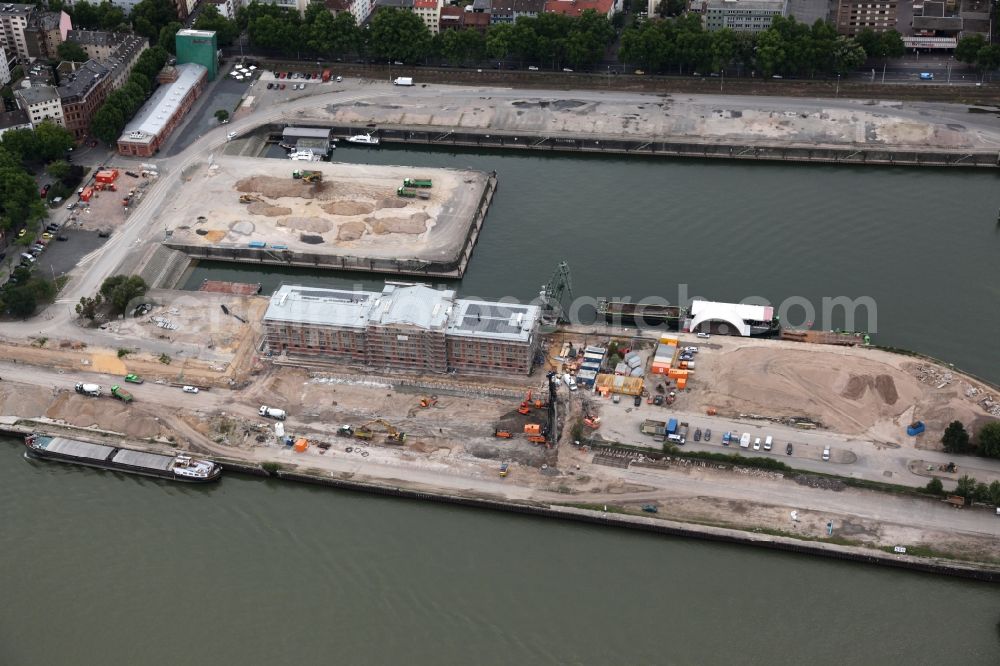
356 418 406 444
292 170 322 183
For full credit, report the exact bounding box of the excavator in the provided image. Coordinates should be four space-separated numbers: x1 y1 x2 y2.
239 193 262 204
292 170 322 183
355 418 407 444
419 395 438 408
517 390 533 415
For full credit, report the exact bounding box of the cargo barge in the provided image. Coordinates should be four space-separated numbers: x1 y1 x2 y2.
597 299 687 329
24 434 222 483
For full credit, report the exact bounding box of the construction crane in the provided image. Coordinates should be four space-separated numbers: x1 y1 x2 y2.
540 261 573 324
356 418 407 444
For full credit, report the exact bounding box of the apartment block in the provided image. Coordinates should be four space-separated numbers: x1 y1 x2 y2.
835 0 897 35
264 284 541 376
0 3 34 63
14 84 64 127
700 0 788 32
57 59 112 139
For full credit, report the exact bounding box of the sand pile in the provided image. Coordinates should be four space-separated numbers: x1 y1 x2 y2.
322 201 374 216
337 220 367 241
367 213 429 235
0 384 50 418
247 202 292 217
376 197 408 209
235 176 336 200
277 217 332 233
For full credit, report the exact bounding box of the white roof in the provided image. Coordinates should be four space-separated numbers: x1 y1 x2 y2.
689 299 775 337
370 284 454 330
118 63 207 145
265 285 374 329
446 299 540 344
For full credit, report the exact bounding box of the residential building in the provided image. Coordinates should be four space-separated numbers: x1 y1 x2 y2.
489 0 544 23
116 63 207 157
543 0 617 18
14 84 64 127
350 0 375 24
24 10 70 61
175 29 217 81
102 33 148 90
0 3 34 63
911 1 963 36
0 108 31 136
57 59 112 139
413 0 442 34
253 0 312 15
67 29 121 61
835 0 897 35
263 284 542 376
0 45 8 85
700 0 788 32
205 0 241 19
63 0 189 18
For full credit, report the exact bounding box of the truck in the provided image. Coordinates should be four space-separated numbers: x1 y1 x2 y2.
259 406 287 420
641 419 667 437
393 77 414 86
322 69 331 82
110 385 133 403
74 382 101 397
402 178 432 188
676 422 689 444
666 418 680 442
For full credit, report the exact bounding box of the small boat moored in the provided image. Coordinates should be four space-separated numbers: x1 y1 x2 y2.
345 133 380 146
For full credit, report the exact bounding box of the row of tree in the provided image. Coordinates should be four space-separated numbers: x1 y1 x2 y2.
0 123 74 233
0 264 58 318
955 35 1000 73
621 15 868 77
90 46 170 146
941 420 1000 458
76 275 149 320
928 475 1000 506
234 2 617 70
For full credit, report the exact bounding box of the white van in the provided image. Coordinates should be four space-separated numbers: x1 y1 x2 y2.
563 374 578 391
739 433 750 448
764 436 773 451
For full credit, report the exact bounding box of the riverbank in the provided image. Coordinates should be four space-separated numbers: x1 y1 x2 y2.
3 419 998 581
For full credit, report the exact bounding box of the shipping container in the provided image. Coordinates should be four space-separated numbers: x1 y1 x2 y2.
80 186 94 202
248 241 267 248
614 362 629 375
95 169 120 184
626 355 642 369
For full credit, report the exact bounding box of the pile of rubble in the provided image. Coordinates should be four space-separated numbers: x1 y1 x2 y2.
966 385 1000 417
912 364 954 388
793 474 845 491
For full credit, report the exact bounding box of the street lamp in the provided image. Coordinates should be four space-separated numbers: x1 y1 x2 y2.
836 73 840 97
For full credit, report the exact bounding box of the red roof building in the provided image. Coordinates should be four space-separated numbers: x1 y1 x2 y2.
543 0 617 18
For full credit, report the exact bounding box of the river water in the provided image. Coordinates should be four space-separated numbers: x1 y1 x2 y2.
1 439 997 665
185 146 1000 384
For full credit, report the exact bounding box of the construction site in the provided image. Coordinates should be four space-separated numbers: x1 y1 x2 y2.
159 155 495 277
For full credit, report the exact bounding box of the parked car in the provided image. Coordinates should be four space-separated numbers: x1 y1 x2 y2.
612 394 620 404
694 428 702 442
41 232 53 240
336 75 343 82
266 82 273 89
763 435 772 451
704 428 711 441
633 395 641 407
182 385 199 394
279 83 286 90
124 373 144 384
697 332 711 339
753 437 761 451
786 442 793 455
528 66 539 71
822 446 831 461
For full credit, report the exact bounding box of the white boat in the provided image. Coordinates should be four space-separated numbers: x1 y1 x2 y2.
345 133 380 146
288 149 320 161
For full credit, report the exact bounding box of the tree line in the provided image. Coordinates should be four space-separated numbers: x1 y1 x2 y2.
621 15 872 77
955 35 1000 74
90 46 169 145
236 1 616 70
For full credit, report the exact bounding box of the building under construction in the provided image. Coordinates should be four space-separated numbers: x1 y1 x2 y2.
263 283 541 375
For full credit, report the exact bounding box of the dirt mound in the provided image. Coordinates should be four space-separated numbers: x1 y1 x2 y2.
323 201 374 216
300 234 324 244
203 230 226 243
367 213 429 235
277 216 332 233
247 202 292 217
337 220 367 241
840 374 899 405
873 374 898 405
376 197 408 210
236 176 336 200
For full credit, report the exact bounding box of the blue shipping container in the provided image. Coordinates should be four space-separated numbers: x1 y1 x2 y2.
248 241 267 248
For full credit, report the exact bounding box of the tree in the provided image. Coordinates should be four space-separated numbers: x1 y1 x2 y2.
4 286 37 318
977 421 1000 458
369 8 431 62
486 22 514 62
158 21 183 54
194 5 239 46
925 477 943 495
973 482 991 503
90 105 125 145
976 45 1000 74
46 160 73 182
853 28 881 59
955 34 986 65
880 30 905 59
215 109 229 123
57 41 88 63
988 480 1000 506
100 275 149 315
75 295 103 320
955 474 977 500
0 146 46 231
941 420 971 454
130 0 179 41
833 36 866 74
656 0 685 18
33 121 74 163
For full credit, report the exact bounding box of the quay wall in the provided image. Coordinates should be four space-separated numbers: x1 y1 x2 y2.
4 421 996 582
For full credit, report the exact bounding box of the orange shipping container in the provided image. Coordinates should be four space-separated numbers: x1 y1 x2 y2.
95 168 119 183
677 379 687 390
80 186 94 202
293 438 308 452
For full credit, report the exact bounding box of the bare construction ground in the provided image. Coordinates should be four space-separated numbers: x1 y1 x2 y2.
163 155 489 263
298 89 1000 152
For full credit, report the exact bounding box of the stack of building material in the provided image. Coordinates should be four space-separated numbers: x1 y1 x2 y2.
595 374 644 396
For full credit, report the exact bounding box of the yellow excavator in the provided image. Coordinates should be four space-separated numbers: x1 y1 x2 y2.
292 170 322 183
355 418 407 444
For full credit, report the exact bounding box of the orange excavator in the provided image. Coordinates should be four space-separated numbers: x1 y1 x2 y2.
517 390 533 415
420 395 438 408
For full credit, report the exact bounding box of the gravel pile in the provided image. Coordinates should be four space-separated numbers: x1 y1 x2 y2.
793 474 845 491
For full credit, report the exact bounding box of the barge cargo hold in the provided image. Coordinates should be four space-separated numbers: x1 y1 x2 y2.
24 434 222 483
597 299 687 329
